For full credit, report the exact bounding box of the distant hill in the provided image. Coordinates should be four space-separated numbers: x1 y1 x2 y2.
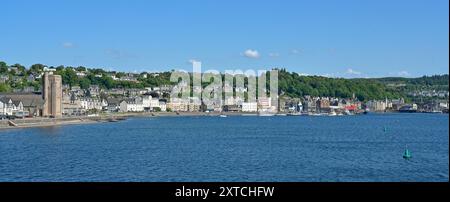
371 75 449 95
372 74 449 86
1 61 448 102
278 69 404 101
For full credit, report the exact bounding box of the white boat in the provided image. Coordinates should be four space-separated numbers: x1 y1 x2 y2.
344 110 353 116
219 114 227 118
328 111 337 116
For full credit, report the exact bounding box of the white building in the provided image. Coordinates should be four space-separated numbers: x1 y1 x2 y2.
258 97 272 111
439 102 449 109
0 98 24 115
142 95 161 111
150 98 159 108
79 98 106 111
76 72 86 77
366 100 387 112
120 98 144 112
242 102 258 112
159 101 167 112
167 98 189 112
224 96 244 106
142 95 152 108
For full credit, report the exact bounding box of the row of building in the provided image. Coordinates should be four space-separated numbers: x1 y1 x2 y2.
62 95 167 115
61 94 277 115
2 70 449 117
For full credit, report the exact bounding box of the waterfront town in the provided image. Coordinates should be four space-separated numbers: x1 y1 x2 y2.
0 64 449 125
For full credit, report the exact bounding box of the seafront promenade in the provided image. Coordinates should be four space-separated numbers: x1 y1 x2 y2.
2 111 447 130
0 116 103 130
0 112 252 130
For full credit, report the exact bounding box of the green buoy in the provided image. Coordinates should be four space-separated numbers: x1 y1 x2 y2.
403 148 412 159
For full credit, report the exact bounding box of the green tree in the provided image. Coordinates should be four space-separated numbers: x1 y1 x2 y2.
79 78 91 89
76 66 87 72
0 61 8 74
115 72 126 78
56 67 78 87
11 63 26 74
30 64 46 74
0 83 11 92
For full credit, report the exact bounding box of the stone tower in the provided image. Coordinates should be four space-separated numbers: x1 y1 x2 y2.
42 71 62 117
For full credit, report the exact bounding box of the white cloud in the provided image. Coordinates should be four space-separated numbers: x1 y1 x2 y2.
397 70 410 77
388 70 411 77
291 49 301 54
242 49 260 59
346 68 362 75
268 53 280 57
62 42 74 48
321 73 337 78
293 72 310 76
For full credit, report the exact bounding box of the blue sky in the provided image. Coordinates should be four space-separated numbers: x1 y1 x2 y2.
1 0 448 77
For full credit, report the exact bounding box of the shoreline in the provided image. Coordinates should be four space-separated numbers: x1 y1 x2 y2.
1 111 447 131
0 117 103 130
0 112 248 130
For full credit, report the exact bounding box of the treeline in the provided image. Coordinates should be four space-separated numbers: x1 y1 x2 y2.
54 65 176 90
0 61 175 91
55 66 139 89
374 74 449 92
0 61 41 92
277 69 404 101
374 74 449 86
1 61 448 101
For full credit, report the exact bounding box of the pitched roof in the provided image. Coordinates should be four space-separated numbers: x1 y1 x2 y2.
0 93 44 107
106 97 122 105
0 97 22 106
0 97 12 104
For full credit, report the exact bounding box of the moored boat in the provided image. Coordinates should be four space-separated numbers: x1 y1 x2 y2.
328 111 337 116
